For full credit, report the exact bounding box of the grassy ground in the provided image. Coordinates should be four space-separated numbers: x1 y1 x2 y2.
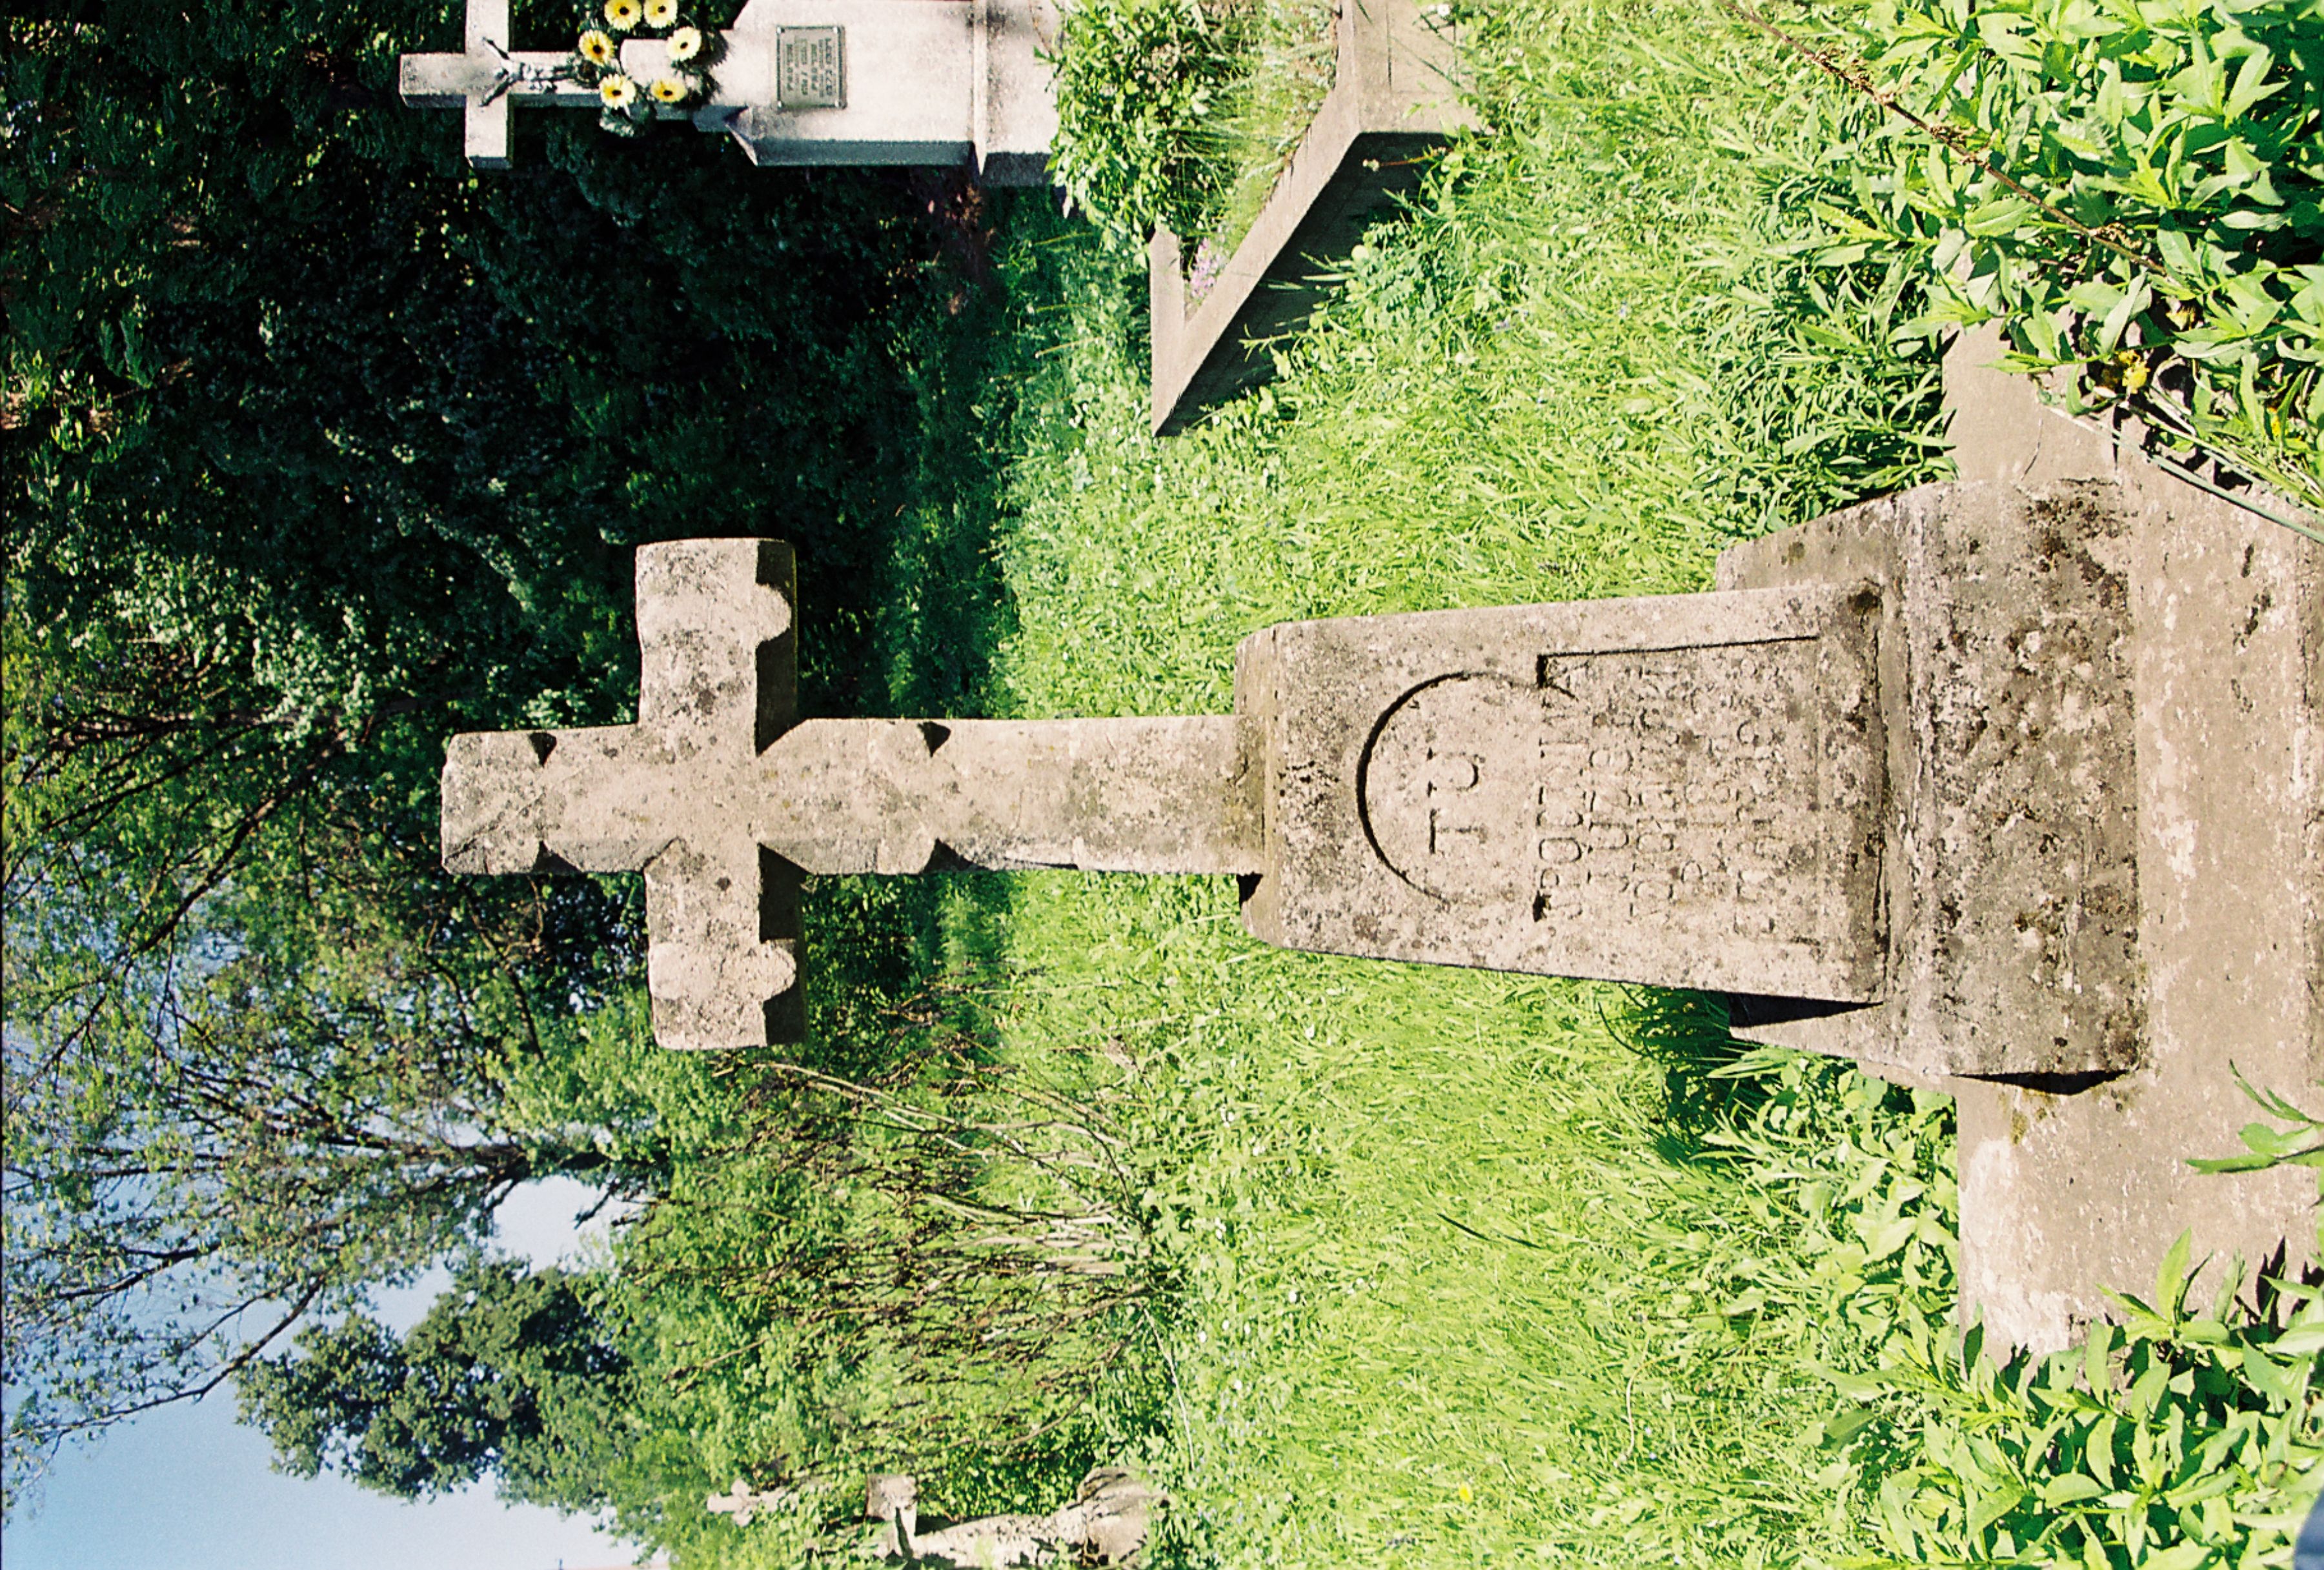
607 0 2321 1560
971 880 1957 1564
613 1 2319 1562
907 0 1966 1558
1192 0 1340 280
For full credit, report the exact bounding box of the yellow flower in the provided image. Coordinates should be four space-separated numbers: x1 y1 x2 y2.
643 0 678 25
600 74 639 106
603 0 642 30
578 28 616 63
666 25 702 61
650 75 689 102
2088 348 2152 399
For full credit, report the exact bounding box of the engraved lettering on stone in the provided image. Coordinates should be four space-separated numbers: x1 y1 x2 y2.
1357 643 1825 944
776 26 845 108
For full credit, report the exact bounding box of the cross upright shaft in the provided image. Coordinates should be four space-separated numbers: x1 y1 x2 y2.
441 539 1259 1048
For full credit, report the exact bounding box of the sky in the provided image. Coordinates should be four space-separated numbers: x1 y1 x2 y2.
4 1180 648 1570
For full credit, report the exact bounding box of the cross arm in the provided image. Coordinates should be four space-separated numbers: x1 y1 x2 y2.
440 539 805 1049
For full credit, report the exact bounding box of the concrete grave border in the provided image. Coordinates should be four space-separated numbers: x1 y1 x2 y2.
1146 0 1473 436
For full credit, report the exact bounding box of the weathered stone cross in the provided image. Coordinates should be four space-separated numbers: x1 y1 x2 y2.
445 537 1898 1051
441 539 1255 1048
442 340 2324 1360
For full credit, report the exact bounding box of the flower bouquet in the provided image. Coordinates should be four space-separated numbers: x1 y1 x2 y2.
567 0 727 136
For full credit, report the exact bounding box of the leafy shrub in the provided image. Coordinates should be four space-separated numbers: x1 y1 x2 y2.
1632 1018 2324 1567
1823 0 2323 514
1049 0 1249 250
239 1256 630 1510
1827 1238 2323 1565
1791 1069 2324 1565
1673 1037 2323 1567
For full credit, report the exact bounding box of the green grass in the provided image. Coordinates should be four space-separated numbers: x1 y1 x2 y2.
607 0 2320 1560
914 0 1968 1556
996 6 1946 717
975 880 1955 1564
1188 0 1340 284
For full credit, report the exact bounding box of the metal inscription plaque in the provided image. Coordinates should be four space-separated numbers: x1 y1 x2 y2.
775 26 845 109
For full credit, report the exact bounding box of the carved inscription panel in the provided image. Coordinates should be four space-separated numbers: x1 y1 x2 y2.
1358 640 1826 943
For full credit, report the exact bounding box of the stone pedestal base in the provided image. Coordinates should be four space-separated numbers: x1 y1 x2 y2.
1718 480 2145 1082
1725 330 2323 1351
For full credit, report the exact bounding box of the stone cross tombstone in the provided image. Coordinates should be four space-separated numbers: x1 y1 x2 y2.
398 0 1056 181
441 541 1878 1049
440 539 1255 1049
704 1478 796 1527
398 0 589 168
857 1467 1158 1565
443 331 2320 1354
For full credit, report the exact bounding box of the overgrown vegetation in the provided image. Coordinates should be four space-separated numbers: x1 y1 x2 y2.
1050 0 1251 248
3 0 1012 1514
964 0 2320 1557
1049 0 1339 262
1822 0 2323 519
1194 0 1340 274
8 0 2319 1562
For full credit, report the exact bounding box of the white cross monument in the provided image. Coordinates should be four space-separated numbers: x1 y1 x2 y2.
399 0 1057 181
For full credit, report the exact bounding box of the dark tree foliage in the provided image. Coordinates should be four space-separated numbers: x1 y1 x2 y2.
238 1257 630 1509
2 0 964 1505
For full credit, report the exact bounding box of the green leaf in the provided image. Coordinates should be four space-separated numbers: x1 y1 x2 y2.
2222 46 2281 123
1968 1481 2026 1533
2154 1230 2194 1318
1820 1367 1888 1403
2043 1471 2105 1507
2087 1414 2118 1489
1821 1406 1880 1448
2098 279 2152 352
2240 1346 2309 1402
1964 196 2039 237
2188 1152 2283 1172
2128 1358 2170 1419
1864 1214 1918 1262
2154 227 2204 279
2084 1319 2116 1394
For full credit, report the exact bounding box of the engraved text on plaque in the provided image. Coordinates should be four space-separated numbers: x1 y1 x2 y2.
776 26 845 109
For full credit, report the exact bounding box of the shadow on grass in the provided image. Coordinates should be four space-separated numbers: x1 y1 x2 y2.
724 203 1129 1499
796 186 1086 1072
1612 987 1772 1158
